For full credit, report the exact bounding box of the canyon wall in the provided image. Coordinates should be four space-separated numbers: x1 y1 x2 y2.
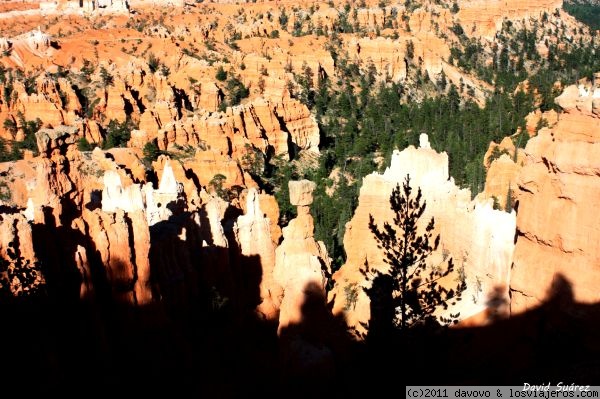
510 81 600 313
458 0 564 39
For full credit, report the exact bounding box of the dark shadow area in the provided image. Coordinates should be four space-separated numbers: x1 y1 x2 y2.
129 88 146 114
3 190 600 395
363 272 395 344
84 188 102 211
278 282 357 398
183 167 202 194
356 273 600 390
145 167 158 188
0 198 282 396
0 204 20 214
123 97 134 118
71 84 88 118
173 87 194 114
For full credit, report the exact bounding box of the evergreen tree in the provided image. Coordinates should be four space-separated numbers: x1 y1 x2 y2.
225 75 249 106
215 66 227 81
99 66 114 87
103 119 132 149
3 118 17 136
365 175 465 331
0 138 12 162
143 140 160 162
77 137 93 152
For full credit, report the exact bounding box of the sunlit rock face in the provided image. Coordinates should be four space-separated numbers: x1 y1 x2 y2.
510 82 600 313
234 188 281 319
272 179 336 381
274 180 331 332
331 134 517 332
477 136 526 211
458 0 563 39
0 212 44 296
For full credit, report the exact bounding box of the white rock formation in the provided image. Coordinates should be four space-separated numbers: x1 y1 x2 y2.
556 81 600 116
234 188 281 318
235 188 275 264
101 170 144 213
23 198 35 222
142 161 184 226
202 196 229 248
102 160 187 226
331 134 517 330
289 180 317 207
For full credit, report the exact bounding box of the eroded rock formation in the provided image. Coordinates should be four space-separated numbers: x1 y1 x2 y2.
0 212 44 296
458 0 563 39
331 134 517 331
274 179 332 332
510 82 600 313
234 188 282 319
478 136 525 211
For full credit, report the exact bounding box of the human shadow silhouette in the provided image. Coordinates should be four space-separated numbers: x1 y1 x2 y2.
277 281 359 398
358 273 600 388
3 186 600 395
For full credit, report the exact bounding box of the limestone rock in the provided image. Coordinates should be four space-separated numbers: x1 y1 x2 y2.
555 82 600 117
510 95 600 313
274 99 320 153
0 212 44 296
13 77 68 128
105 148 147 183
195 81 221 112
258 192 282 245
274 181 331 332
289 180 316 207
149 98 317 165
191 150 246 189
143 160 185 226
478 136 525 210
102 85 128 123
77 119 104 144
202 195 230 249
479 154 520 210
84 208 151 303
22 198 34 221
101 170 144 213
234 188 282 319
331 136 517 332
35 125 79 157
152 155 201 209
458 0 563 39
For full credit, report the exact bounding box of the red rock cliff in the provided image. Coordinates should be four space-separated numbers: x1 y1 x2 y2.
510 82 600 313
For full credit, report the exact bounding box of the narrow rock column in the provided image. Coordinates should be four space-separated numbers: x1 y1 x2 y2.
273 180 331 332
234 188 282 319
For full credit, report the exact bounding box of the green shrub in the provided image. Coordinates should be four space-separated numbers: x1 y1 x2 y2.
78 137 93 151
143 140 160 162
103 119 133 149
226 76 249 105
148 52 159 73
209 173 228 200
215 66 227 81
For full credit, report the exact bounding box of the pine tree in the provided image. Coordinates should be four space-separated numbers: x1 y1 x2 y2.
365 175 465 331
143 140 160 162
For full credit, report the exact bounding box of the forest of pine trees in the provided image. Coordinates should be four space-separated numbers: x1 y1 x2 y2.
266 20 600 271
